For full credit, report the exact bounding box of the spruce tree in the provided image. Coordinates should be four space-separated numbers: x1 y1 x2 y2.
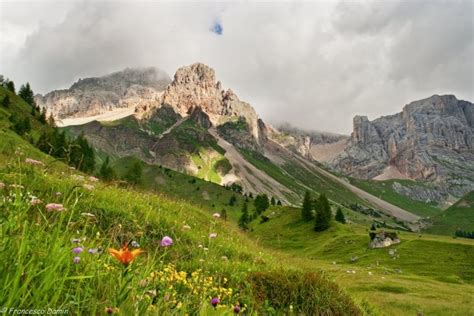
335 207 346 224
301 191 313 221
254 194 270 215
314 194 331 231
18 83 36 107
238 202 249 230
6 80 15 93
271 197 276 205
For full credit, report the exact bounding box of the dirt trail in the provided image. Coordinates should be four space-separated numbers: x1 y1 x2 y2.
209 128 293 204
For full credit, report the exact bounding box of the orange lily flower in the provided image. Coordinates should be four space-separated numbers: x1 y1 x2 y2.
108 244 144 266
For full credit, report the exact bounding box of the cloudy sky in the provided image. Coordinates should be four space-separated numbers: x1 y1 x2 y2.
0 0 473 134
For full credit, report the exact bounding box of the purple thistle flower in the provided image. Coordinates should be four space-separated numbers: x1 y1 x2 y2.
73 256 80 264
88 248 98 254
210 297 220 307
72 247 83 254
233 305 241 314
160 236 173 247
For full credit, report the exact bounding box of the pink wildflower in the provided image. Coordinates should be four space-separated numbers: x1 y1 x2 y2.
30 198 42 206
45 203 65 212
209 233 217 239
212 213 221 218
160 236 173 247
25 158 44 166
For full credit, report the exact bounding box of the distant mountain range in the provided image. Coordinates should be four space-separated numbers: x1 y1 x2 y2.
36 63 474 216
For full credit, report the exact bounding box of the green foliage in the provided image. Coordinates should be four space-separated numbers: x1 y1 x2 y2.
124 161 143 185
6 80 15 93
68 133 95 172
99 156 116 181
254 194 270 215
238 202 250 230
314 194 331 231
335 207 346 224
247 270 362 315
9 114 31 136
2 95 9 108
221 208 228 221
228 194 237 206
18 83 36 108
454 229 474 239
301 191 313 221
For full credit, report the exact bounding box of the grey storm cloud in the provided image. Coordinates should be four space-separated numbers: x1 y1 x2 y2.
0 0 473 134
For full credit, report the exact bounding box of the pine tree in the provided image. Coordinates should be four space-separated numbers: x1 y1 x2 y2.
254 194 270 215
271 197 276 205
314 194 331 232
18 83 36 107
370 223 377 231
2 95 9 108
6 80 15 93
301 191 313 221
335 207 346 224
277 200 282 206
238 203 249 230
124 161 143 185
229 194 237 206
99 156 116 181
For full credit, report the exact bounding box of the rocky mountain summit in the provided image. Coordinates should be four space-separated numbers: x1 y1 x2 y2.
330 95 474 201
137 63 263 144
35 67 171 119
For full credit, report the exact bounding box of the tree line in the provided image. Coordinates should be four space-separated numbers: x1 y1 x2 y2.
454 229 474 239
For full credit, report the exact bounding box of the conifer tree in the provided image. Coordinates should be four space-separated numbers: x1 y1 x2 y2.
238 202 249 230
335 207 346 224
254 194 270 215
301 191 313 221
314 194 331 231
18 83 36 107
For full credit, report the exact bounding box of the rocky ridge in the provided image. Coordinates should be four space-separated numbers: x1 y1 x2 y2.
35 67 171 119
330 95 474 201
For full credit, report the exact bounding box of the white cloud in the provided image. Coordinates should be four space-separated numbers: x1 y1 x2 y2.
0 0 472 134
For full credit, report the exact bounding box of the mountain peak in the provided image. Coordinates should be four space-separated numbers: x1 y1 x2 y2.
173 63 216 87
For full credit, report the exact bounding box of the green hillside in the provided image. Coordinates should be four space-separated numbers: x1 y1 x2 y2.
424 191 474 235
0 86 364 314
349 178 443 218
249 206 474 316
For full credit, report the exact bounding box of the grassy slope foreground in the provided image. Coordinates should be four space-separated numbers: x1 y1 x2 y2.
0 87 363 315
249 207 474 316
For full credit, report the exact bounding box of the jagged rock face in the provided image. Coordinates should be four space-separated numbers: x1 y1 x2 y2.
137 63 261 142
35 67 171 119
331 95 474 199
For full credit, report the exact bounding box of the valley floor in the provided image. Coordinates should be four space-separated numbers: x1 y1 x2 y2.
249 207 474 316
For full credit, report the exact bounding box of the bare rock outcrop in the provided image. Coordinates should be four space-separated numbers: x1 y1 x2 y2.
35 67 171 119
331 95 474 201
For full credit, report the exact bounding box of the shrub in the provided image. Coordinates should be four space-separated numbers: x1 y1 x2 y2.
247 270 362 315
